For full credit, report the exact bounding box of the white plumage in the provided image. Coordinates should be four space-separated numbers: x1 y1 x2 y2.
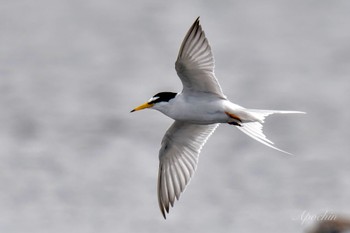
131 17 305 218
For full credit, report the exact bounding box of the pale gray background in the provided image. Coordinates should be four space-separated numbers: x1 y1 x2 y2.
1 0 349 232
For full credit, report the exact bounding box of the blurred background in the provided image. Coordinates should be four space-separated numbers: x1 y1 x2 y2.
1 0 349 232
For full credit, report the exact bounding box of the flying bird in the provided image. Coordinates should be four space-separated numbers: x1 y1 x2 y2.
131 17 304 218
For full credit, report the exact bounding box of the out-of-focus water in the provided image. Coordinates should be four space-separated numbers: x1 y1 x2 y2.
1 0 349 232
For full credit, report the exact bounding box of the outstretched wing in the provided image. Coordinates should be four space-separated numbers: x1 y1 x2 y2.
175 17 225 98
157 121 219 218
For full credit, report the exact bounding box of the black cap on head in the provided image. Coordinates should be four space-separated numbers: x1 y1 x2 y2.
149 92 177 104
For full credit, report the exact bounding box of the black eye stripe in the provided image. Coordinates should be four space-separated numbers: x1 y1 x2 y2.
149 92 177 104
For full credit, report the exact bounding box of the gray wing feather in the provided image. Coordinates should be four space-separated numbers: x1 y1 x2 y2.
157 121 218 218
175 17 225 98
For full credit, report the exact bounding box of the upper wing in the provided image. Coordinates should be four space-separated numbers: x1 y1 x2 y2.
157 121 219 218
175 17 225 98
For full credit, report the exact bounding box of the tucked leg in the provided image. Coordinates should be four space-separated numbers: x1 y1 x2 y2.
225 111 242 127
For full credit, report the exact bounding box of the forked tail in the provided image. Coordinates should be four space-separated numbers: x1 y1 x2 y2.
236 109 305 155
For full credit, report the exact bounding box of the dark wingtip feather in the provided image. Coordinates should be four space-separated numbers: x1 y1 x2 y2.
158 165 168 219
161 208 167 219
177 17 202 59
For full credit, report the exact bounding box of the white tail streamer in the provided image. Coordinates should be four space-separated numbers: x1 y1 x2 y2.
237 110 305 155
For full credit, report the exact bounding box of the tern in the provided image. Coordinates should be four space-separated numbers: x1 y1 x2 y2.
131 17 304 218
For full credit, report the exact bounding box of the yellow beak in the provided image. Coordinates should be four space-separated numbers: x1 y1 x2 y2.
130 102 154 112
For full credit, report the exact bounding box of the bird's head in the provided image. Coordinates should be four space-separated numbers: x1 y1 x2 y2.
131 92 177 112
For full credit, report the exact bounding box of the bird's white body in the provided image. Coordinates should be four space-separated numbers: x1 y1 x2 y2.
154 93 260 125
131 17 305 219
154 93 228 124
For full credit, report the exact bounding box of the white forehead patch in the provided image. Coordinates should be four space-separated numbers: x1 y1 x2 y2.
148 96 159 102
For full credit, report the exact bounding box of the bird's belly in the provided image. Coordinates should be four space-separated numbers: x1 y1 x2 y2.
167 101 229 124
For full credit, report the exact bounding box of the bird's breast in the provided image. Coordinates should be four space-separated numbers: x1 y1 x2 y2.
164 97 229 124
